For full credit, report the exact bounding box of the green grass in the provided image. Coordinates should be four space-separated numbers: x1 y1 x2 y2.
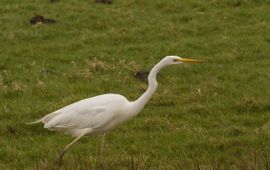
1 0 270 169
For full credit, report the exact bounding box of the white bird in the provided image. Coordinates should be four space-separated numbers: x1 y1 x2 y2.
29 56 202 169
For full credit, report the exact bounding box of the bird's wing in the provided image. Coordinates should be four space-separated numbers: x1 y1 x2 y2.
42 94 127 132
44 105 116 130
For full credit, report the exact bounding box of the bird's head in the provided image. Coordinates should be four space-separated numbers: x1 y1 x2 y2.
162 56 203 65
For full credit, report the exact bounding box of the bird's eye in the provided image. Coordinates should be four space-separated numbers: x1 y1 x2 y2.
173 59 178 62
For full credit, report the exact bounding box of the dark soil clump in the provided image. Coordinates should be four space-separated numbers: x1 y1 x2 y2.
29 15 56 25
134 71 149 82
95 0 112 4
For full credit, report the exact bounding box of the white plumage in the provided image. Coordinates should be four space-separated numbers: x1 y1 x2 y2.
42 94 131 136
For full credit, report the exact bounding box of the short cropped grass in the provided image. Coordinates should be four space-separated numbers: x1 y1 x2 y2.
0 0 270 169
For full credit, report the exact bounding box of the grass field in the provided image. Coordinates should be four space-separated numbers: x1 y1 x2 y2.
1 0 270 169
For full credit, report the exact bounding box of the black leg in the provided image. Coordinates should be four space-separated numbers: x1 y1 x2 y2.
54 133 85 170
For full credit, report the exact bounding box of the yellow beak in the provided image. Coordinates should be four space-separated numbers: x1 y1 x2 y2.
177 58 203 63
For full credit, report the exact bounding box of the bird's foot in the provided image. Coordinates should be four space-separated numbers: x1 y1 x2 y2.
55 150 65 170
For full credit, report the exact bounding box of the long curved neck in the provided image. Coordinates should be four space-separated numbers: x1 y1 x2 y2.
132 60 166 113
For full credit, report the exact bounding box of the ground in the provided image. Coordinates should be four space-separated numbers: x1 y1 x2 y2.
0 0 270 169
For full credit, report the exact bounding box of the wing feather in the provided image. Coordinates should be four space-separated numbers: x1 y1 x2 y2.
42 94 128 134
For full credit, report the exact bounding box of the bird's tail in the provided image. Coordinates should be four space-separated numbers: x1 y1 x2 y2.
26 119 42 125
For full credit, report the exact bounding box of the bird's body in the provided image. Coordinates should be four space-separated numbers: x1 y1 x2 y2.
40 94 137 136
29 56 202 169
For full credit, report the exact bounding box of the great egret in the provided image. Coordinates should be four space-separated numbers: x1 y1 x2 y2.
29 56 202 169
